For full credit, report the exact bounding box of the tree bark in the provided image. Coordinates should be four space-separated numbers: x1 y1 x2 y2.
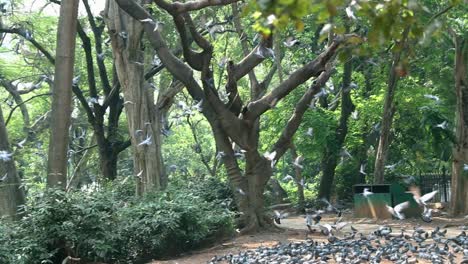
105 0 165 194
450 32 468 215
318 50 355 199
373 28 409 184
0 104 26 220
47 0 79 188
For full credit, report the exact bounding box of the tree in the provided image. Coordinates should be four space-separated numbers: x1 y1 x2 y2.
47 0 80 188
317 23 355 199
105 0 169 194
373 27 409 184
112 0 355 232
450 29 467 215
0 104 25 220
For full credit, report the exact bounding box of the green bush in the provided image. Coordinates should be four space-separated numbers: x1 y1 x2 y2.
0 184 234 264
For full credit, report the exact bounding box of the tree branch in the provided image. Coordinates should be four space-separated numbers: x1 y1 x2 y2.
154 0 241 14
0 27 55 64
271 64 335 160
245 36 348 119
5 93 51 126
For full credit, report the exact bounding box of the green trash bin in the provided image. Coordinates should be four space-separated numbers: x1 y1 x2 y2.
353 183 421 219
354 184 392 219
390 183 421 218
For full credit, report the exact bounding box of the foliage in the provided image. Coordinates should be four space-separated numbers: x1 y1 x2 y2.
0 183 234 264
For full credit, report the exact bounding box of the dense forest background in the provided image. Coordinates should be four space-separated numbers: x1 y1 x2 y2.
0 0 466 263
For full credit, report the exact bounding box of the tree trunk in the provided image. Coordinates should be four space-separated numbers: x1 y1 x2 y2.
374 28 409 184
0 104 26 220
318 50 355 199
450 33 468 215
47 0 79 188
105 0 165 194
242 151 273 232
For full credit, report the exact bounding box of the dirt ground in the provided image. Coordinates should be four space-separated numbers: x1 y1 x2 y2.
149 214 467 264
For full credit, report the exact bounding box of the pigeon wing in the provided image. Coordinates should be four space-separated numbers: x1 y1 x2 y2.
335 222 348 230
394 201 410 213
420 190 438 203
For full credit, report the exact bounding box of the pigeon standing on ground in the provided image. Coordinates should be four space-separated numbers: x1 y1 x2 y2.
422 206 433 222
363 188 373 197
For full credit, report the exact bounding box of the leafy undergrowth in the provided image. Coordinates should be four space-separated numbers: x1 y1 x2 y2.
0 178 234 264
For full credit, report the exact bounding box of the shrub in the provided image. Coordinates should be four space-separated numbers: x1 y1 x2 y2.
0 184 234 264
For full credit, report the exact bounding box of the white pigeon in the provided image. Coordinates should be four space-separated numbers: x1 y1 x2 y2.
282 174 294 182
283 37 299 47
321 197 337 212
359 163 367 175
385 163 398 171
318 224 333 235
0 173 7 182
216 151 225 161
386 201 410 220
408 187 438 206
192 99 203 112
264 151 276 161
333 221 348 231
0 150 13 162
17 138 27 148
424 94 440 102
363 188 373 197
138 135 152 146
237 188 246 196
306 128 314 137
435 121 448 129
293 156 304 169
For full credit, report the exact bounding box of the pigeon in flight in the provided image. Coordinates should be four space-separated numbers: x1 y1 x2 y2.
0 150 13 162
407 186 438 206
386 201 410 220
293 156 304 169
273 210 290 224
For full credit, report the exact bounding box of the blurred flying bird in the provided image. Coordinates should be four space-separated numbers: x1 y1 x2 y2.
293 156 304 169
386 201 410 220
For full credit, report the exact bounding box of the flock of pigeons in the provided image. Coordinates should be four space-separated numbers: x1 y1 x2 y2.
210 224 468 263
210 190 468 264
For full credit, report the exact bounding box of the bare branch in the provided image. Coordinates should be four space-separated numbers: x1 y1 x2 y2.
5 93 51 126
0 27 55 64
77 22 99 99
82 0 112 95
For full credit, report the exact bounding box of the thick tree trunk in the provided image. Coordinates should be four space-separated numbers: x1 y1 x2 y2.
105 0 165 194
242 151 273 232
0 104 26 220
318 51 355 199
47 0 79 188
450 33 468 215
374 28 409 184
318 150 339 200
